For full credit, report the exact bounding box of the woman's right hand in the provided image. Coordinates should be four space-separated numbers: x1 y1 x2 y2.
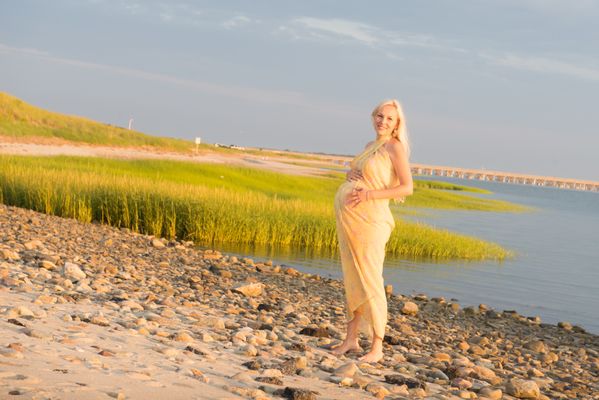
346 169 363 182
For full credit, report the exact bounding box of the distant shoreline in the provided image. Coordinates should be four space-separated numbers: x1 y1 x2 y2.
1 137 598 191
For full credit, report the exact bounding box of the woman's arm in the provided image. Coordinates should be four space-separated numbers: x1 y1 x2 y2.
366 139 413 200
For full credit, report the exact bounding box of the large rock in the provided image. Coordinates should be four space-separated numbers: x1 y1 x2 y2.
506 378 540 399
479 387 502 400
471 365 498 384
63 262 86 280
151 238 165 248
233 282 264 297
525 340 547 353
334 362 359 378
400 301 419 316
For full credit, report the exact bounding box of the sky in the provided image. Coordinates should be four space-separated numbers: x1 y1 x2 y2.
1 0 598 180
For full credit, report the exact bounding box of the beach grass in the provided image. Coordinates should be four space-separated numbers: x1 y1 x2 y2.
0 155 519 260
0 92 194 152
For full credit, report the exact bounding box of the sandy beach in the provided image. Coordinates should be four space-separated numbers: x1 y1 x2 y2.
1 203 598 399
0 139 337 177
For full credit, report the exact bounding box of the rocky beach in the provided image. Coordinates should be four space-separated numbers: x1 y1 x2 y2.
1 203 598 399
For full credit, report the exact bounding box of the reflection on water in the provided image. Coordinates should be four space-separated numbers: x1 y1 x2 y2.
201 179 599 334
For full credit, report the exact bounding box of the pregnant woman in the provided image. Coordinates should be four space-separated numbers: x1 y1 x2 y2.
332 99 414 363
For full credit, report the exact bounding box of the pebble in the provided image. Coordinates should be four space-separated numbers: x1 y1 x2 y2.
471 365 498 384
233 282 265 297
239 344 258 357
525 340 547 353
189 368 210 383
451 378 472 390
63 262 86 280
479 387 502 400
38 260 56 270
280 387 316 400
365 383 391 399
173 331 194 342
13 306 35 318
151 239 165 248
557 321 573 331
21 328 50 339
400 301 419 316
333 362 359 378
33 294 57 304
91 315 110 327
506 378 541 399
432 352 451 362
0 347 25 359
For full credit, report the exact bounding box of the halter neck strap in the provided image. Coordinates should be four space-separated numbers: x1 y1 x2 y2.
350 138 389 171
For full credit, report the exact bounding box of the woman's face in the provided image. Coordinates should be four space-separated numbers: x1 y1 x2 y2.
374 105 399 137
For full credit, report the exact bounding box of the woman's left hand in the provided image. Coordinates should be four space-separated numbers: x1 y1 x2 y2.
348 187 369 207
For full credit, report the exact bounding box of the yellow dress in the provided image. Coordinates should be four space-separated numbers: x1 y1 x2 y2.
334 140 397 338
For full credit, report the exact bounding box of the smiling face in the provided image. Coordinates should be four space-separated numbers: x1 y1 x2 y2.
373 104 399 138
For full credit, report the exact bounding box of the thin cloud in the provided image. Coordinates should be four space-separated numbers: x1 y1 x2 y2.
293 17 380 45
222 15 252 30
486 53 599 82
0 44 49 57
103 1 204 26
281 17 466 58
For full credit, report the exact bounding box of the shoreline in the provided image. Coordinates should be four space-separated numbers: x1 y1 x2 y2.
1 203 597 399
195 243 597 336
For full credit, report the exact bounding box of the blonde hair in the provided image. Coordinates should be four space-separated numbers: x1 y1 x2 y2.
371 99 411 159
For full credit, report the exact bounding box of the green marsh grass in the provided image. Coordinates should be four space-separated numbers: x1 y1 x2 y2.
414 180 490 193
0 155 520 260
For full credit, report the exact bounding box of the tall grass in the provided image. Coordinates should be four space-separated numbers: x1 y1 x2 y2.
0 155 517 260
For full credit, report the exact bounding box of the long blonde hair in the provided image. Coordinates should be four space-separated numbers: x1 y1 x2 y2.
371 99 411 159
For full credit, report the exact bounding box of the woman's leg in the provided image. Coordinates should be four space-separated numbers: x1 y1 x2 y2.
359 333 384 363
331 312 363 355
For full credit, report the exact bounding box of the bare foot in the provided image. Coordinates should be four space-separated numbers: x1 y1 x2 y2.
358 349 384 363
331 340 362 356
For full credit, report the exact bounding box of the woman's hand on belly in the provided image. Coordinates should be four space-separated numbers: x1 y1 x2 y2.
346 169 363 182
346 187 369 208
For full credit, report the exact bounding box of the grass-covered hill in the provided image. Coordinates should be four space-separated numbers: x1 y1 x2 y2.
0 92 193 152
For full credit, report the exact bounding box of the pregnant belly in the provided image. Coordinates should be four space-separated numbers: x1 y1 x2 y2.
335 181 358 205
335 181 394 229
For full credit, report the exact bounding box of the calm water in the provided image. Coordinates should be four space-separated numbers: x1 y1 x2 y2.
210 179 599 334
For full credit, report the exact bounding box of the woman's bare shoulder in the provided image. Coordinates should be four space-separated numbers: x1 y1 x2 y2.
385 138 407 157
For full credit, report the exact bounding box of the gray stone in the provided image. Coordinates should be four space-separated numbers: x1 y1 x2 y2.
63 262 86 280
333 362 359 378
400 301 419 316
506 378 541 399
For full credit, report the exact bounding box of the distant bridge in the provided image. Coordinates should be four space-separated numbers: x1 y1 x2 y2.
273 149 599 192
410 164 599 192
322 153 599 192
